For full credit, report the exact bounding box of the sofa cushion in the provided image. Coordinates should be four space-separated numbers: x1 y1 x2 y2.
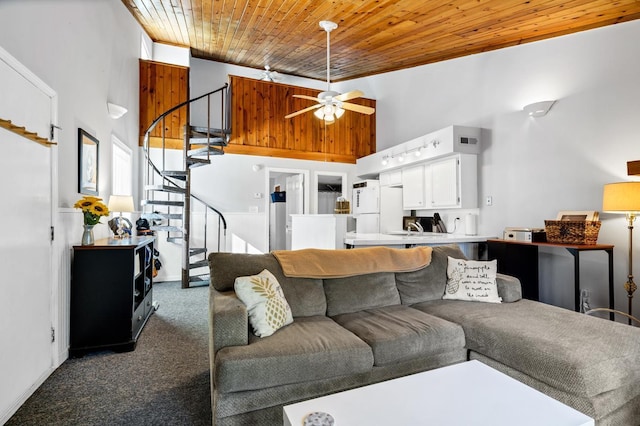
234 269 293 337
332 305 466 366
324 272 400 316
412 298 640 398
209 252 326 317
395 244 467 305
442 257 502 303
214 316 374 393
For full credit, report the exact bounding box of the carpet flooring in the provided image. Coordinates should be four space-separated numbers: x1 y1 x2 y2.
6 281 212 426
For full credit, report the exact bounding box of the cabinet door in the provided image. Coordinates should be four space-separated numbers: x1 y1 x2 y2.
430 156 459 208
402 165 426 209
380 170 402 187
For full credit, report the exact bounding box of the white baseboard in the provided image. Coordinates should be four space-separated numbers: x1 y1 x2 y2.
0 366 55 424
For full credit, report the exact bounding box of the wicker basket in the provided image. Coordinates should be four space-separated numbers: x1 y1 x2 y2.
544 220 601 245
334 199 350 214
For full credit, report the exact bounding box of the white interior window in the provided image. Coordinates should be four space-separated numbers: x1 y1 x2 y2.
112 134 132 196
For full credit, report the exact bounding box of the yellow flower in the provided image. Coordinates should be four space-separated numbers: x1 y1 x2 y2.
75 196 110 225
90 202 109 216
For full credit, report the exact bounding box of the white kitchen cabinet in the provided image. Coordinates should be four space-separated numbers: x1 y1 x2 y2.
400 154 477 210
428 154 477 209
402 164 427 209
380 170 403 187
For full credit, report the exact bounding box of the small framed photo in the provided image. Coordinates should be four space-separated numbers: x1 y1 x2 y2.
556 210 599 221
78 128 99 195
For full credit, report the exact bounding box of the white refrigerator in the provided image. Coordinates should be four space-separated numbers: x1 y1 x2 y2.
352 180 380 233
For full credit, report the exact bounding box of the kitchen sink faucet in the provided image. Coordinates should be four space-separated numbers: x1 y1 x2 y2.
407 222 424 236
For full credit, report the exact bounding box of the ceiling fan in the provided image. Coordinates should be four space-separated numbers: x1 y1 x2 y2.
285 20 375 123
258 65 280 82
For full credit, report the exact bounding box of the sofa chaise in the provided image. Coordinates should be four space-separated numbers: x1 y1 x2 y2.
208 244 640 425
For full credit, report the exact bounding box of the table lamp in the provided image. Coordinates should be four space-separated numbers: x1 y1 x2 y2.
108 195 135 239
602 182 640 324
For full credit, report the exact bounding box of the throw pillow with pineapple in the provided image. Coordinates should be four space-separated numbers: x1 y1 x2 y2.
234 269 293 337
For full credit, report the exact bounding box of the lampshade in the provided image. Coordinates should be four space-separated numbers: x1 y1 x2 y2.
603 182 640 213
108 195 135 213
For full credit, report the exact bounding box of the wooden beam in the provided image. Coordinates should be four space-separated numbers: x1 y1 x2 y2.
628 160 640 176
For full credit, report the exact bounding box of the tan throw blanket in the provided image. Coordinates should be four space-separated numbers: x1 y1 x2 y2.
272 246 433 278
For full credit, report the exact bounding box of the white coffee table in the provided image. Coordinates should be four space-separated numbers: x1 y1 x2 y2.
283 360 594 426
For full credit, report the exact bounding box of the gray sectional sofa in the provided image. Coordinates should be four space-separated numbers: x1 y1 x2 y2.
208 244 640 425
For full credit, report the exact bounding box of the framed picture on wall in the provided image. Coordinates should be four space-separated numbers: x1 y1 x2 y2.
78 128 99 195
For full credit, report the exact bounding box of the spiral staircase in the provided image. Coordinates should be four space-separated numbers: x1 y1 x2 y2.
141 84 231 288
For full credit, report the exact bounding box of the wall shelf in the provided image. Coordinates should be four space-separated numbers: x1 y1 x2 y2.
0 117 55 146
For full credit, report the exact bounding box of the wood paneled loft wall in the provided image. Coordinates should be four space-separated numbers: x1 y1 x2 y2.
227 75 376 163
138 66 376 163
139 59 189 149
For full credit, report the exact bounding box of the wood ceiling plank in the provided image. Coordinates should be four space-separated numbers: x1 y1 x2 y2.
123 0 640 81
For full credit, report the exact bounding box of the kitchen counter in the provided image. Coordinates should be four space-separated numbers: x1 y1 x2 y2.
344 232 495 248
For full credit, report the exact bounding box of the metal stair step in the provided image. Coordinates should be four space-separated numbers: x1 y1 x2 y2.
189 137 228 147
141 199 185 207
188 126 231 138
190 247 207 256
189 259 209 269
151 225 184 233
188 274 210 287
161 170 188 180
187 158 211 168
166 236 183 243
153 212 183 220
188 145 225 157
144 184 186 194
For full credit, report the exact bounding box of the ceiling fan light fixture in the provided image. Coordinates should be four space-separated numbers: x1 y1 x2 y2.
286 20 374 121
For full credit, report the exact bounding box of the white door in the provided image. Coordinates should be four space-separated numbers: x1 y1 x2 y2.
285 174 304 250
0 47 55 422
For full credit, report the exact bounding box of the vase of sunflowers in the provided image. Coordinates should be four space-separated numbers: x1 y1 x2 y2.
74 196 110 245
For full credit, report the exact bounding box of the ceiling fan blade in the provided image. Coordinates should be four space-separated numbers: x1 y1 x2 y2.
334 90 364 102
285 104 322 119
293 94 321 102
340 102 375 115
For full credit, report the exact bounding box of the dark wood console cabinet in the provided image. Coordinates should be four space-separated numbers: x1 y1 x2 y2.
70 237 155 356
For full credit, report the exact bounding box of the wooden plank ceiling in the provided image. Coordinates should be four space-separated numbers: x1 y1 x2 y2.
121 0 640 81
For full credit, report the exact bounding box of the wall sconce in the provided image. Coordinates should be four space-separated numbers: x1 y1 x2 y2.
107 102 128 119
523 100 555 117
252 164 264 172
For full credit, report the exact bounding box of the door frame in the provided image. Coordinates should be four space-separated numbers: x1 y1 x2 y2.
312 171 348 214
264 167 309 252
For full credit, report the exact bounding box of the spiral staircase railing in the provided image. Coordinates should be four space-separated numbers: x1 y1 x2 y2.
141 83 230 288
